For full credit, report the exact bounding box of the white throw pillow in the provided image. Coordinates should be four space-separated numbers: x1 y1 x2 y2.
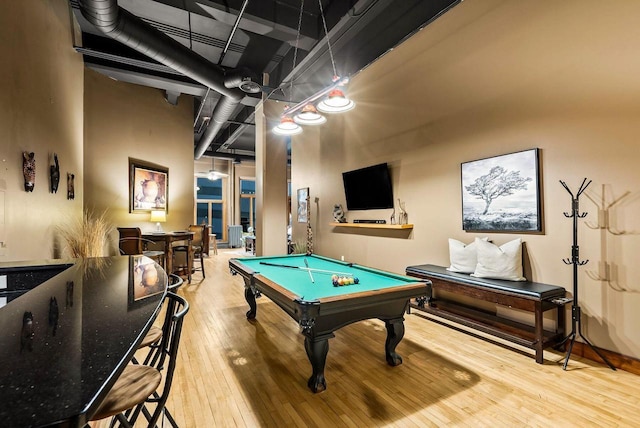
447 238 487 274
471 238 526 281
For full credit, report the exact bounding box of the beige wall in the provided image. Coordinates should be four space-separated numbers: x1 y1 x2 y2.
84 70 194 254
291 0 640 358
0 0 84 261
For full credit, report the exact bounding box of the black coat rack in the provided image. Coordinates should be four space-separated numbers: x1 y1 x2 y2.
558 178 615 370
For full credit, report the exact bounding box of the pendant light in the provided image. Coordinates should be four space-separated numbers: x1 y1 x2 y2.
272 0 306 135
273 113 303 135
207 158 229 181
293 104 327 125
317 88 355 113
272 0 355 136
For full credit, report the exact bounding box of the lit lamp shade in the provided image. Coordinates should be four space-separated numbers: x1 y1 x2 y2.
317 89 355 113
293 104 327 125
273 115 303 135
149 210 166 232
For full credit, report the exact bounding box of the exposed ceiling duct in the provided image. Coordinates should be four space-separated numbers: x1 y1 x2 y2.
77 0 257 159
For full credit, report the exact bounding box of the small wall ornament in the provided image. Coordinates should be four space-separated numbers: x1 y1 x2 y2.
397 199 408 225
22 152 36 192
67 173 75 200
332 204 346 223
50 153 60 193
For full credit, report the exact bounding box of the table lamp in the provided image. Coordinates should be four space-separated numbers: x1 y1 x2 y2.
149 210 166 232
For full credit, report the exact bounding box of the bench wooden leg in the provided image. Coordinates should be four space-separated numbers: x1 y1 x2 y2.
534 301 544 363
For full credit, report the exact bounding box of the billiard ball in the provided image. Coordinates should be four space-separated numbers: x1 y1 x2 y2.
353 277 359 284
331 274 338 282
338 277 344 285
332 279 339 287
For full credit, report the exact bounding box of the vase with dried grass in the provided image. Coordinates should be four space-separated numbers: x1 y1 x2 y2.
56 210 114 258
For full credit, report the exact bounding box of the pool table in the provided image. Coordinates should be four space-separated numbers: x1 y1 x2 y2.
229 254 430 392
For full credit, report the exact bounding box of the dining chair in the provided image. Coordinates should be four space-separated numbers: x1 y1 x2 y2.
117 227 165 268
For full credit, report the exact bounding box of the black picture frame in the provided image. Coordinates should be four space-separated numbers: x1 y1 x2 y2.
461 148 542 232
129 158 168 213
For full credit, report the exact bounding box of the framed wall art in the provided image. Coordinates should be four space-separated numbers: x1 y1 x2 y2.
129 158 168 213
128 256 165 309
297 187 309 223
461 148 541 232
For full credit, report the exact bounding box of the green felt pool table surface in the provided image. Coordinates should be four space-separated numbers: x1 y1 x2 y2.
234 254 418 301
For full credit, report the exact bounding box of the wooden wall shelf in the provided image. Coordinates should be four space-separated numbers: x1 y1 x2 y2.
329 222 413 230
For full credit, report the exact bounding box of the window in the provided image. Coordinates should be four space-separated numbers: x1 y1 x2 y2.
196 177 225 239
240 179 255 232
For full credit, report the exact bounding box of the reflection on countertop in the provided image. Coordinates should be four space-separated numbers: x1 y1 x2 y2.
0 255 167 427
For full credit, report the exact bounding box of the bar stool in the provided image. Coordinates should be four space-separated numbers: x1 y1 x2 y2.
90 292 188 428
210 233 218 255
134 274 183 365
173 225 205 281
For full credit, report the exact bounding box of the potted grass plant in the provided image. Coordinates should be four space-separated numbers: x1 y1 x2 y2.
56 210 114 258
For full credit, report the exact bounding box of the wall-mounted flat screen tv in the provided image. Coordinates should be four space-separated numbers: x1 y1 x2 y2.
342 163 394 210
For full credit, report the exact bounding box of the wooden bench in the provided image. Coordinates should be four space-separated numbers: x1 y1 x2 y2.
405 264 570 363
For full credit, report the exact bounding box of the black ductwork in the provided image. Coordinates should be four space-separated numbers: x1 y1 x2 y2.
78 0 247 159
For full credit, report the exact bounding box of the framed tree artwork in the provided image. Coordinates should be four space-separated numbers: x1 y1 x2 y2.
461 148 542 232
129 158 168 213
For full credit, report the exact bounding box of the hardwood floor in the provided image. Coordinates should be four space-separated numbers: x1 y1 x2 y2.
121 250 640 427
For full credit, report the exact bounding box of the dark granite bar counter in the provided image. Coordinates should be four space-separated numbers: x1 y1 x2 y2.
0 255 167 427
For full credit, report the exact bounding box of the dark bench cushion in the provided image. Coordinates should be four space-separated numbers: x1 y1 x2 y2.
405 264 565 300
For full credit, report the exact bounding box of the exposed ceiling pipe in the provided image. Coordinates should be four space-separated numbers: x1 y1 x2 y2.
218 0 250 66
78 0 250 159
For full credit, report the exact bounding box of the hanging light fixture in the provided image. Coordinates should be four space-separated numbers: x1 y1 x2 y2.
205 158 229 181
317 88 355 113
273 112 303 135
272 0 355 136
273 0 307 135
293 103 327 125
314 0 354 114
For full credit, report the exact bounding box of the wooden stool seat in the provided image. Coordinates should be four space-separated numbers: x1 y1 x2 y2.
91 365 161 421
138 326 162 349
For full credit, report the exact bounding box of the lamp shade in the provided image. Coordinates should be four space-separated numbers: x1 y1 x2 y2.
273 115 303 135
293 104 327 125
317 88 355 113
150 210 166 232
149 210 166 223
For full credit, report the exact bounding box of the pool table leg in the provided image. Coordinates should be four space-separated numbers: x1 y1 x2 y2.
244 286 257 320
384 318 405 366
304 333 334 393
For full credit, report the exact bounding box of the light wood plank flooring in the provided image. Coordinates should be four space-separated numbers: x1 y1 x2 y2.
112 250 640 427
